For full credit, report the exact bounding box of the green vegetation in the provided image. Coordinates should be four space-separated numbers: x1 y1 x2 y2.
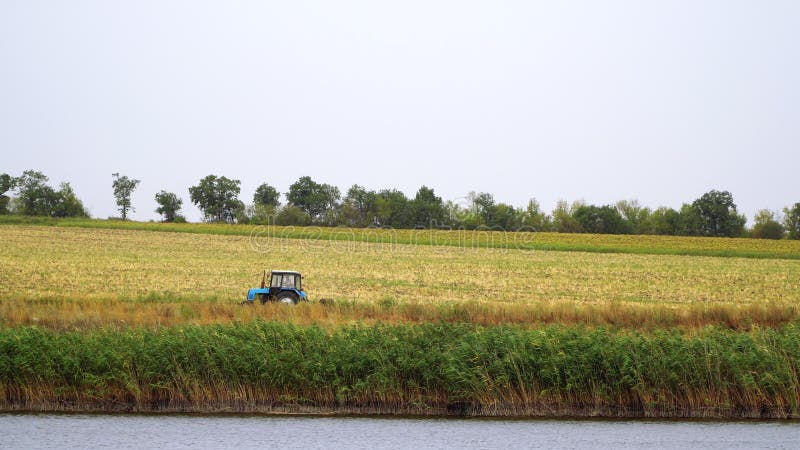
253 182 280 209
3 322 800 418
4 170 87 218
286 176 341 224
573 204 631 235
685 190 747 237
154 190 184 223
0 173 14 215
188 175 244 224
111 173 140 220
785 203 800 240
752 209 786 240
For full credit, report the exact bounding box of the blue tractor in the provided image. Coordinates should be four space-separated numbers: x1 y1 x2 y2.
244 270 308 305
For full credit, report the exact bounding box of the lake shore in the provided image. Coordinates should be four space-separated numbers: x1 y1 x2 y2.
3 401 800 420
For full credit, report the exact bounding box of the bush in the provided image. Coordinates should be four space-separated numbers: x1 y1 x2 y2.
751 210 785 240
275 206 312 226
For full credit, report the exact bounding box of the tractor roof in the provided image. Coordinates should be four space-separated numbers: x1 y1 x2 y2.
271 270 301 275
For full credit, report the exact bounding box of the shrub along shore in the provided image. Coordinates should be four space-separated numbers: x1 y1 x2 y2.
3 322 800 418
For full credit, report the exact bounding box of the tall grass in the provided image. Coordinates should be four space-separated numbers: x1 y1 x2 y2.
2 296 798 331
2 322 800 418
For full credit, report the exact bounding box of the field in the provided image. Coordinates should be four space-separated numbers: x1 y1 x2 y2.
2 221 800 417
1 225 799 329
3 215 800 259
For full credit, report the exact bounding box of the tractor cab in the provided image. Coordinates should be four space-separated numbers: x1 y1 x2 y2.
271 271 302 292
246 270 308 305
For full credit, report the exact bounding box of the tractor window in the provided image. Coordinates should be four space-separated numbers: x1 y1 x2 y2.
271 273 299 289
280 276 294 289
295 275 302 291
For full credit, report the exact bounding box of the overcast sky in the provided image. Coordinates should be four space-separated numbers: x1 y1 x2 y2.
1 1 798 222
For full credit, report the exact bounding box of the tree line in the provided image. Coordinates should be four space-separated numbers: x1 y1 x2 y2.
2 170 799 240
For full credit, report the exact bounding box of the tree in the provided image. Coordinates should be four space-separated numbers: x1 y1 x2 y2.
412 186 446 227
188 175 244 223
685 190 746 237
374 189 412 228
111 173 140 220
783 203 800 240
286 176 319 216
15 170 56 216
616 199 651 235
11 170 86 217
52 182 88 218
648 207 681 235
286 176 340 223
337 201 360 227
751 209 784 240
443 199 470 229
155 191 183 222
676 203 703 236
470 192 495 226
0 173 16 215
341 184 377 227
318 183 342 225
521 198 552 231
573 204 631 234
489 203 522 230
253 183 281 208
552 200 583 233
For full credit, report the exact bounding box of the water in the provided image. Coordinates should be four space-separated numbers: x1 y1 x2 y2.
1 414 799 450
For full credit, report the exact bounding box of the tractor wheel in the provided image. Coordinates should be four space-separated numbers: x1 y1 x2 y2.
259 293 268 305
277 292 300 305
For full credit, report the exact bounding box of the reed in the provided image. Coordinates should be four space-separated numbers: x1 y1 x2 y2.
2 322 800 418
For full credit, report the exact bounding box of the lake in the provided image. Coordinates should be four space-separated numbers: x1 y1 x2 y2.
1 414 799 449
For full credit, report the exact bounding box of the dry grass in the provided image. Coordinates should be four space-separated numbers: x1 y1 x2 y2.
2 296 797 331
1 225 799 329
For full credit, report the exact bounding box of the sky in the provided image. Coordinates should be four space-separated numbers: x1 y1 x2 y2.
1 1 798 222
